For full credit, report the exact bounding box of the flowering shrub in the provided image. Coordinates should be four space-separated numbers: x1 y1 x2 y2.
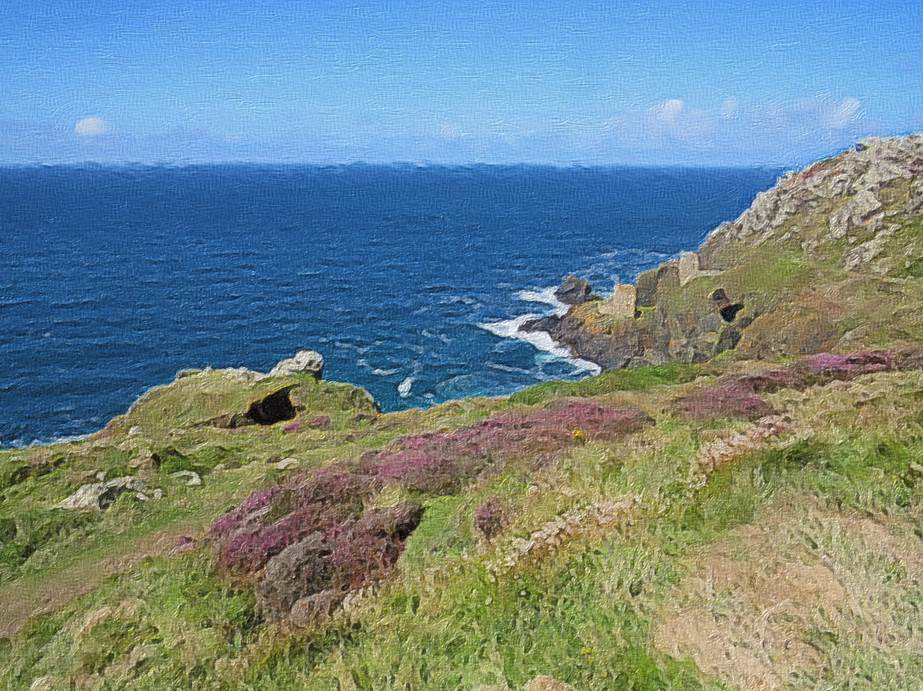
474 497 506 540
678 382 775 421
252 503 423 619
801 351 894 377
679 348 917 422
362 401 653 492
213 464 380 574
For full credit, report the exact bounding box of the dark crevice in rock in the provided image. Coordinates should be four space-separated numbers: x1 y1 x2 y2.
245 387 297 425
207 385 298 428
711 288 744 323
719 303 744 323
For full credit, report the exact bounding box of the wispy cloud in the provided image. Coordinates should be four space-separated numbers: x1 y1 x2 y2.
74 116 110 137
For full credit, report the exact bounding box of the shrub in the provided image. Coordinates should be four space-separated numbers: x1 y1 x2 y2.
474 497 505 540
362 401 653 493
677 382 775 421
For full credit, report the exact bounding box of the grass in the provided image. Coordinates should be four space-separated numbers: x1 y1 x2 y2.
508 363 707 406
1 353 923 689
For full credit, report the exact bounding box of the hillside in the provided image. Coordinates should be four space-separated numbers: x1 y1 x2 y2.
1 136 923 690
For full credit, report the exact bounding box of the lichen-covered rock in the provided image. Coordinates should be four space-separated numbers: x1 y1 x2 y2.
57 477 147 511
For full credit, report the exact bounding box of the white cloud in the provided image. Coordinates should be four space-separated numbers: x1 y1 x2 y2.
74 116 110 137
719 97 738 120
820 96 862 129
438 123 467 140
652 99 685 124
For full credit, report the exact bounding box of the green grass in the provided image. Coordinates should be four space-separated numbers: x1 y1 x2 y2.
508 363 707 406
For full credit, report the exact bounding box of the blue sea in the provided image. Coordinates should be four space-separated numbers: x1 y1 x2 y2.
0 164 779 447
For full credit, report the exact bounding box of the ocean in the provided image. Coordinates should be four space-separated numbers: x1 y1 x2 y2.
0 164 780 447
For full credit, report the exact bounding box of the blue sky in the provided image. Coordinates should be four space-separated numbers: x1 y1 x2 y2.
1 0 920 165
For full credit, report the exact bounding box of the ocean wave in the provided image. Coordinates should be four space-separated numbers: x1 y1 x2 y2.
514 286 568 316
478 314 601 375
397 376 414 398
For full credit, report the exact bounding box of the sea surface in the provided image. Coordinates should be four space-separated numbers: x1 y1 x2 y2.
0 164 780 447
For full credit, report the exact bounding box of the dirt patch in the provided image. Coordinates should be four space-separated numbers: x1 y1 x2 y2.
654 495 923 689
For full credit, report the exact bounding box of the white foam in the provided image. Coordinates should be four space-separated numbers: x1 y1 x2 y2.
372 367 400 376
397 376 414 398
515 286 569 316
478 313 601 375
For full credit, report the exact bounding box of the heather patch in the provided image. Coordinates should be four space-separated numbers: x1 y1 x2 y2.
474 497 506 541
212 463 380 575
255 502 423 621
677 381 776 421
362 401 654 493
679 348 923 421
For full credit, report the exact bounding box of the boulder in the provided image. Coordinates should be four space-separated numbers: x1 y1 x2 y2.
554 275 595 306
523 676 575 691
57 476 147 511
275 458 300 470
268 350 324 379
257 532 332 620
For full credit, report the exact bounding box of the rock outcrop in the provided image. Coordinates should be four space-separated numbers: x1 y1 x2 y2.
267 350 324 379
554 275 598 305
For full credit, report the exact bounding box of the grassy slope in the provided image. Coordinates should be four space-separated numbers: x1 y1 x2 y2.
0 357 922 690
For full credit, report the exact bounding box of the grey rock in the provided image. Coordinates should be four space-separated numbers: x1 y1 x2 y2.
170 470 202 487
57 476 147 511
554 275 595 305
268 350 324 379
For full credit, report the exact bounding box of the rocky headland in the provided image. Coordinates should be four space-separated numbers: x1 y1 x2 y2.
528 135 923 370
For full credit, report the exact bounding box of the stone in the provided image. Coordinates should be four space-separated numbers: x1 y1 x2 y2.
276 457 299 470
170 470 202 486
268 350 324 379
554 274 595 305
57 476 147 511
29 677 57 691
288 590 343 627
153 488 164 500
127 425 143 437
599 283 636 319
130 448 158 471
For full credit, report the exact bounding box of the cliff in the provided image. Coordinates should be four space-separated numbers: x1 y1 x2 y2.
528 134 923 370
1 136 923 690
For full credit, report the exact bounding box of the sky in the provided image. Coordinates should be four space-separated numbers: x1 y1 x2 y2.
1 0 921 166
